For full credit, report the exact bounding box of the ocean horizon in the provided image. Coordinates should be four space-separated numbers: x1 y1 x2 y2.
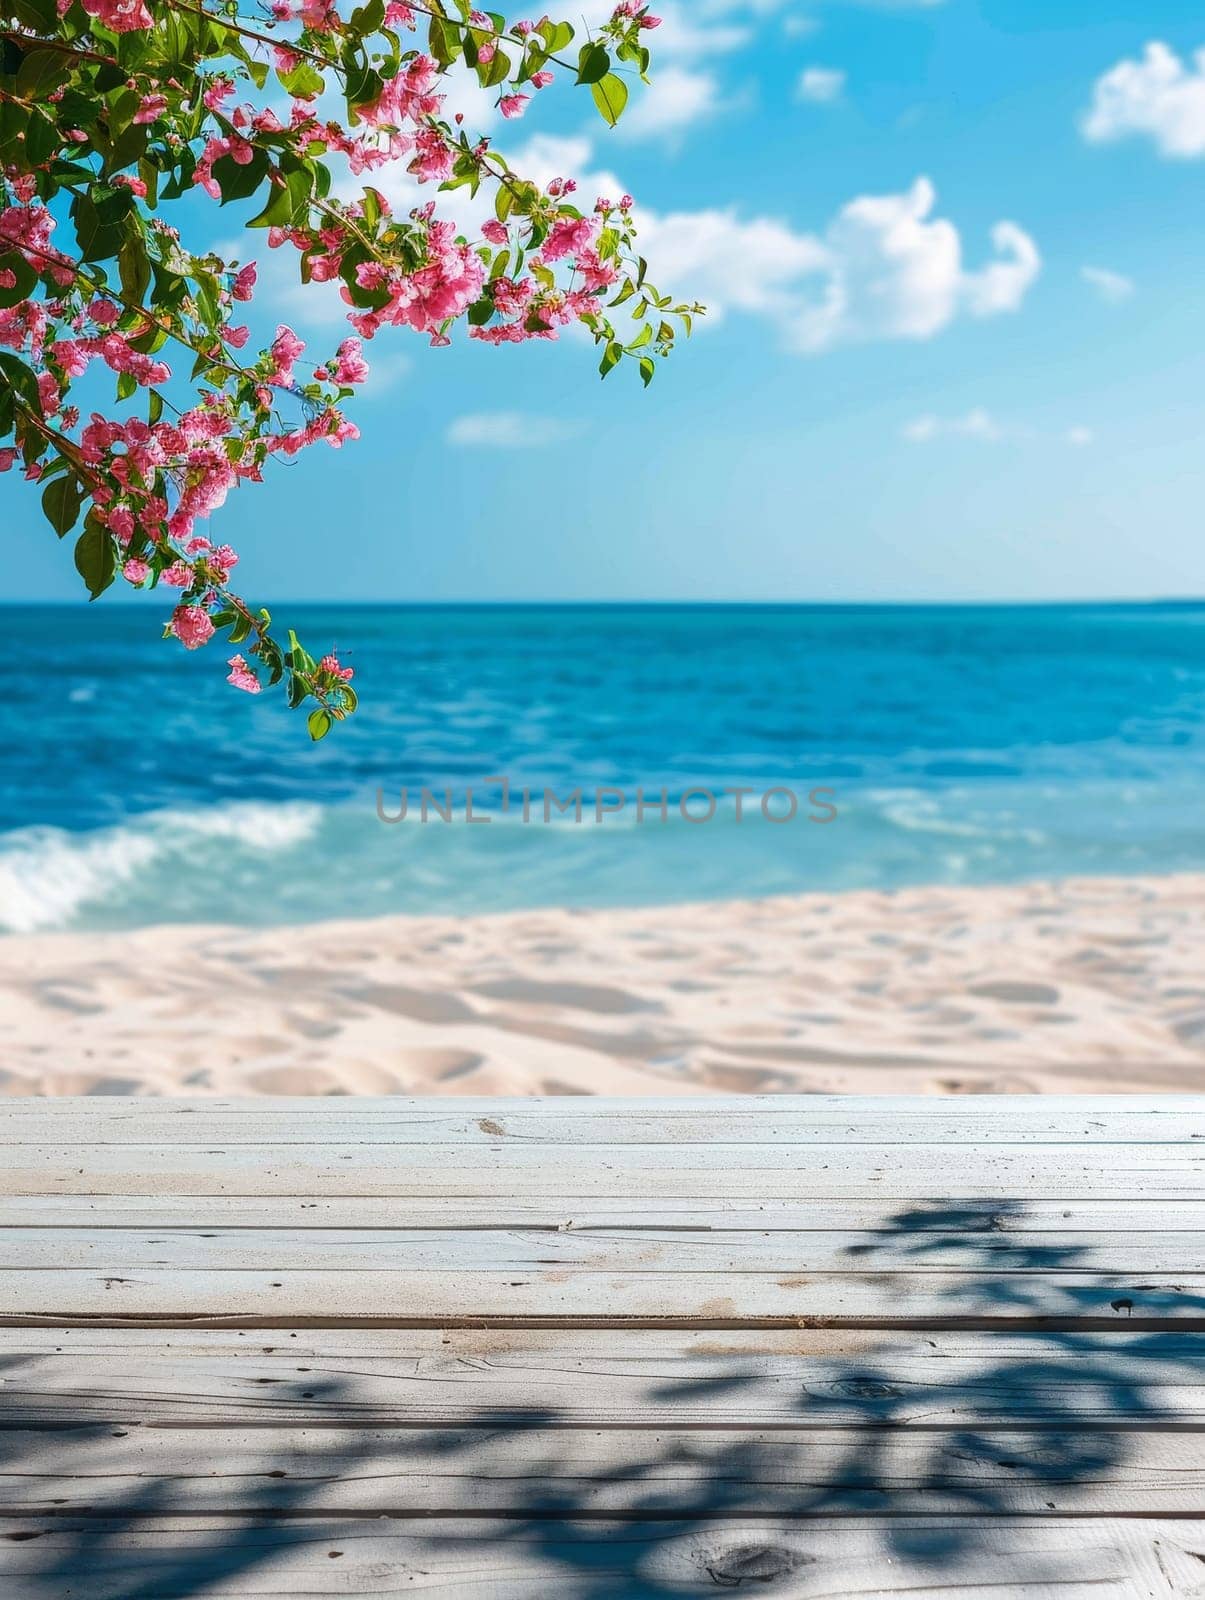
2 598 1204 935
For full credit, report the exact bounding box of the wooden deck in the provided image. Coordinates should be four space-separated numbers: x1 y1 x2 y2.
0 1094 1203 1597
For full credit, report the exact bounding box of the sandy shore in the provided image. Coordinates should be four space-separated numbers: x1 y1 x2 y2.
2 873 1204 1097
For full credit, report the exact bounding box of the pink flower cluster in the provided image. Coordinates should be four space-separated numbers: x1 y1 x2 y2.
346 219 486 343
1 0 678 720
80 0 152 32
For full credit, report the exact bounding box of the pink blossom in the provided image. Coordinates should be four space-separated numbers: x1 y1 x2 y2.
133 94 167 125
161 560 193 587
481 219 508 245
499 94 529 119
231 263 257 300
408 125 454 183
531 70 554 89
574 245 618 291
107 506 135 544
267 325 305 386
540 214 595 262
170 605 215 650
0 449 16 472
80 0 152 30
37 371 61 415
122 558 150 586
319 652 354 681
226 654 262 693
332 337 370 385
211 544 239 579
202 78 235 112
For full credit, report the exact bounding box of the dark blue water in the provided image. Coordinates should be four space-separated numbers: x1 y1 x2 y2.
1 601 1203 931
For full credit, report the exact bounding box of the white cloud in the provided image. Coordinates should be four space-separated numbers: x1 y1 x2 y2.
1081 265 1136 304
903 408 1003 443
359 351 412 396
1083 42 1205 158
903 413 1094 447
637 175 1040 353
616 64 725 140
567 0 783 139
509 151 1038 357
796 66 846 103
447 413 584 448
505 133 626 202
783 14 820 37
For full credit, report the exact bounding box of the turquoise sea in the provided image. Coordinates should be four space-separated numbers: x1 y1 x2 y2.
1 601 1203 933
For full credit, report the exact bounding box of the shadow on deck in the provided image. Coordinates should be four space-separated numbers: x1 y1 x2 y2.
3 1202 1203 1596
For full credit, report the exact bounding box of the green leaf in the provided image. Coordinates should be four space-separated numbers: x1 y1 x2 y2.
92 184 136 227
279 61 325 99
9 0 56 28
598 339 622 379
639 355 655 387
212 147 270 205
74 520 116 599
427 12 458 67
479 47 511 88
591 72 628 126
287 628 317 676
118 237 151 306
542 19 574 53
350 0 385 29
0 252 36 310
41 473 82 537
247 177 295 229
0 351 40 409
22 107 57 168
576 41 609 85
307 708 333 741
73 192 127 263
16 48 70 98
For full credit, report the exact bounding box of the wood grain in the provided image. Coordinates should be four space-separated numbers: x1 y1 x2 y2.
3 1095 1203 1597
2 1517 1202 1598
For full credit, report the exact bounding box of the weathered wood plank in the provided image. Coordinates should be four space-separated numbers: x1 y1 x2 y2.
5 1194 1197 1230
5 1144 1202 1199
2 1328 1202 1428
2 1099 1199 1144
3 1267 1202 1325
0 1226 1194 1274
3 1094 1203 1598
3 1425 1203 1515
2 1516 1200 1598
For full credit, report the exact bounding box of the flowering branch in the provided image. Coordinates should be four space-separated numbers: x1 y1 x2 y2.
0 0 698 735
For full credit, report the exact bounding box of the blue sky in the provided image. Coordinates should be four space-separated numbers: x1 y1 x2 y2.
11 0 1205 602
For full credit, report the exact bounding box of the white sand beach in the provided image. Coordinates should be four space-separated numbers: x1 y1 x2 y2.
2 873 1203 1098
